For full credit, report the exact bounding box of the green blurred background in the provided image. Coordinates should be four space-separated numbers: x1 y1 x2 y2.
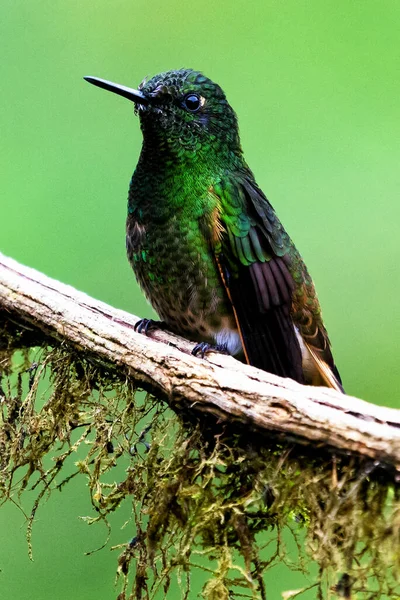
1 0 399 598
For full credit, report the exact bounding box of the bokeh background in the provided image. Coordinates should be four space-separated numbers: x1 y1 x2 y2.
1 1 399 598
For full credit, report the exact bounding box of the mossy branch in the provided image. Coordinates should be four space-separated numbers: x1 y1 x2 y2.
2 251 400 599
1 252 399 471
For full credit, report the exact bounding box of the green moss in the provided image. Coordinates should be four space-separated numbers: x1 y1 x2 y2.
0 320 399 599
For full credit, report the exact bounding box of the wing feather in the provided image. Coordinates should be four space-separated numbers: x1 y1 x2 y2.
209 174 343 391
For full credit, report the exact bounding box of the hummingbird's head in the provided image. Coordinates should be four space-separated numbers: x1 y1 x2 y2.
84 69 242 160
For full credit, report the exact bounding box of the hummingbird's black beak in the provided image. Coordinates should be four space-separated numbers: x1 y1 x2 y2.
84 76 149 105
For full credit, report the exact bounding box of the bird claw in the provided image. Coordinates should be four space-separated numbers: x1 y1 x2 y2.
134 318 165 335
191 342 229 359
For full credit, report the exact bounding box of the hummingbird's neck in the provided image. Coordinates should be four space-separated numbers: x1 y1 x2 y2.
129 140 243 220
138 114 243 170
128 121 246 219
138 135 243 177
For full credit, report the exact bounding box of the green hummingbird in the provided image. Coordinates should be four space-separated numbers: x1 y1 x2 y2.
84 69 343 392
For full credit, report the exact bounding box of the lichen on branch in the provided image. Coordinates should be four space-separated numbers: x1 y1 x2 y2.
2 253 400 598
1 321 400 599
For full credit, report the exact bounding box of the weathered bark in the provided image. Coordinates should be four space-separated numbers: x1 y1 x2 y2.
1 252 400 471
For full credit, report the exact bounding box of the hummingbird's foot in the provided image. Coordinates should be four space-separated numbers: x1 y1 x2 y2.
134 318 166 335
191 341 229 359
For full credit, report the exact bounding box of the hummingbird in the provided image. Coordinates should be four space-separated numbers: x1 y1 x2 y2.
84 69 343 392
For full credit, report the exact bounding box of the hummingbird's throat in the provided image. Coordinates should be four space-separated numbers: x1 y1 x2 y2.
139 116 206 161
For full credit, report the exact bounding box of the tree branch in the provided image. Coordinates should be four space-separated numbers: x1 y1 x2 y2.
1 252 400 471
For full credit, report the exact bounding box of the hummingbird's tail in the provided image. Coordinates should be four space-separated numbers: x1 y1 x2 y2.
216 256 344 391
302 342 344 393
221 262 306 383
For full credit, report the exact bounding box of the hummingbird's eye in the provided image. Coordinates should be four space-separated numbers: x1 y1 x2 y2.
182 93 202 112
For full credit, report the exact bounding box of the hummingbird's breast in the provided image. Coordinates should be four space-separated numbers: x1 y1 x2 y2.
126 197 241 353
